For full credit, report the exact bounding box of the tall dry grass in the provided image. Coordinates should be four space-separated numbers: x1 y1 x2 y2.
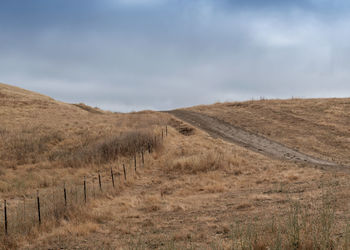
126 192 347 249
0 136 163 249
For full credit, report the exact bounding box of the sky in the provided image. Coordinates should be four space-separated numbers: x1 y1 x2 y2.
1 0 350 112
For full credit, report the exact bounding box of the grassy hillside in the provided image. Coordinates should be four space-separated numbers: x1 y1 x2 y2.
189 98 350 165
0 82 167 196
1 84 350 249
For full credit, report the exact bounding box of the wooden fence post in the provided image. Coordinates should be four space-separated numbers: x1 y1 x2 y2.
111 167 115 188
123 164 127 181
162 129 164 140
166 125 168 136
37 191 41 226
4 200 8 235
98 171 102 192
148 143 151 154
84 177 87 203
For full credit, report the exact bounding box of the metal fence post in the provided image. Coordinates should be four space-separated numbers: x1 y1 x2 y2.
4 200 8 235
64 183 67 207
134 155 137 172
37 191 41 226
84 177 87 203
111 167 115 188
98 171 102 192
123 164 127 181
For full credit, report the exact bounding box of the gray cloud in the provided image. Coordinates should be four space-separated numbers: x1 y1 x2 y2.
0 0 349 111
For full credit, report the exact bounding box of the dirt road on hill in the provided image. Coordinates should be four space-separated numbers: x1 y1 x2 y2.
169 109 344 170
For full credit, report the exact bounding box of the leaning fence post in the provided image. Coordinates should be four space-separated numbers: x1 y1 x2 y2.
37 191 41 226
4 200 8 235
111 167 115 188
64 182 67 207
123 164 127 181
98 171 102 192
84 177 87 203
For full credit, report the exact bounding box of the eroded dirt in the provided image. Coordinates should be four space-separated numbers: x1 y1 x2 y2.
168 118 195 136
169 110 346 171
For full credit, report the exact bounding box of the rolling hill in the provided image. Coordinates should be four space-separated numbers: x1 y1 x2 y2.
1 83 350 249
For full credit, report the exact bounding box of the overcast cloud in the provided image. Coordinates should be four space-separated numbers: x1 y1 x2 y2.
0 0 349 111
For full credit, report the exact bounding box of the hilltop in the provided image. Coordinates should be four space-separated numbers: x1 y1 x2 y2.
188 98 350 165
0 83 350 249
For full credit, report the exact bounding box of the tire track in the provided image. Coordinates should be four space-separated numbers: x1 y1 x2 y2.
169 109 347 171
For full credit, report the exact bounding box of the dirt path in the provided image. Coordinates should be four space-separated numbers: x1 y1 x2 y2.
169 110 345 170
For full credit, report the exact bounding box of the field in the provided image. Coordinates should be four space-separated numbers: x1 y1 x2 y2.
188 99 350 166
1 83 350 249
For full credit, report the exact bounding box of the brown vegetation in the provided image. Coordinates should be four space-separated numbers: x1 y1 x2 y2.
189 98 350 165
1 83 350 249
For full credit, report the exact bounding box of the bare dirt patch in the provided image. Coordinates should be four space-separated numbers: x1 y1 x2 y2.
168 118 195 136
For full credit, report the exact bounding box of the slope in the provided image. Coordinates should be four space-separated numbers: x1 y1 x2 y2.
187 98 350 166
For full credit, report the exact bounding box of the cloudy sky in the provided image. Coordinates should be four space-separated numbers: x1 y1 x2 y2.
1 0 349 111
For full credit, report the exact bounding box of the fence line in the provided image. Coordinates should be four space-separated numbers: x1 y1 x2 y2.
0 127 168 239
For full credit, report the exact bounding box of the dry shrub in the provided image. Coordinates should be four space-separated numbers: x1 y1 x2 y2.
50 131 159 168
0 127 64 166
167 150 224 174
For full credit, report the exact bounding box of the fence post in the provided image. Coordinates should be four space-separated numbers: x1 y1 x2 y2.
148 143 151 154
4 200 7 235
111 167 115 188
23 197 26 227
84 177 87 203
64 183 67 207
141 151 144 167
162 129 164 140
98 171 102 192
93 179 96 199
123 164 127 181
75 186 78 204
134 155 137 172
166 125 168 136
37 191 41 226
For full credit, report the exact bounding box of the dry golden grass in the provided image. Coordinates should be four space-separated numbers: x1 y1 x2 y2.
2 83 350 249
189 98 350 165
0 82 167 248
24 125 350 249
0 83 167 196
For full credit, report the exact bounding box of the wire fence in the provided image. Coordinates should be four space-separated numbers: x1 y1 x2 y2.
0 126 168 239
